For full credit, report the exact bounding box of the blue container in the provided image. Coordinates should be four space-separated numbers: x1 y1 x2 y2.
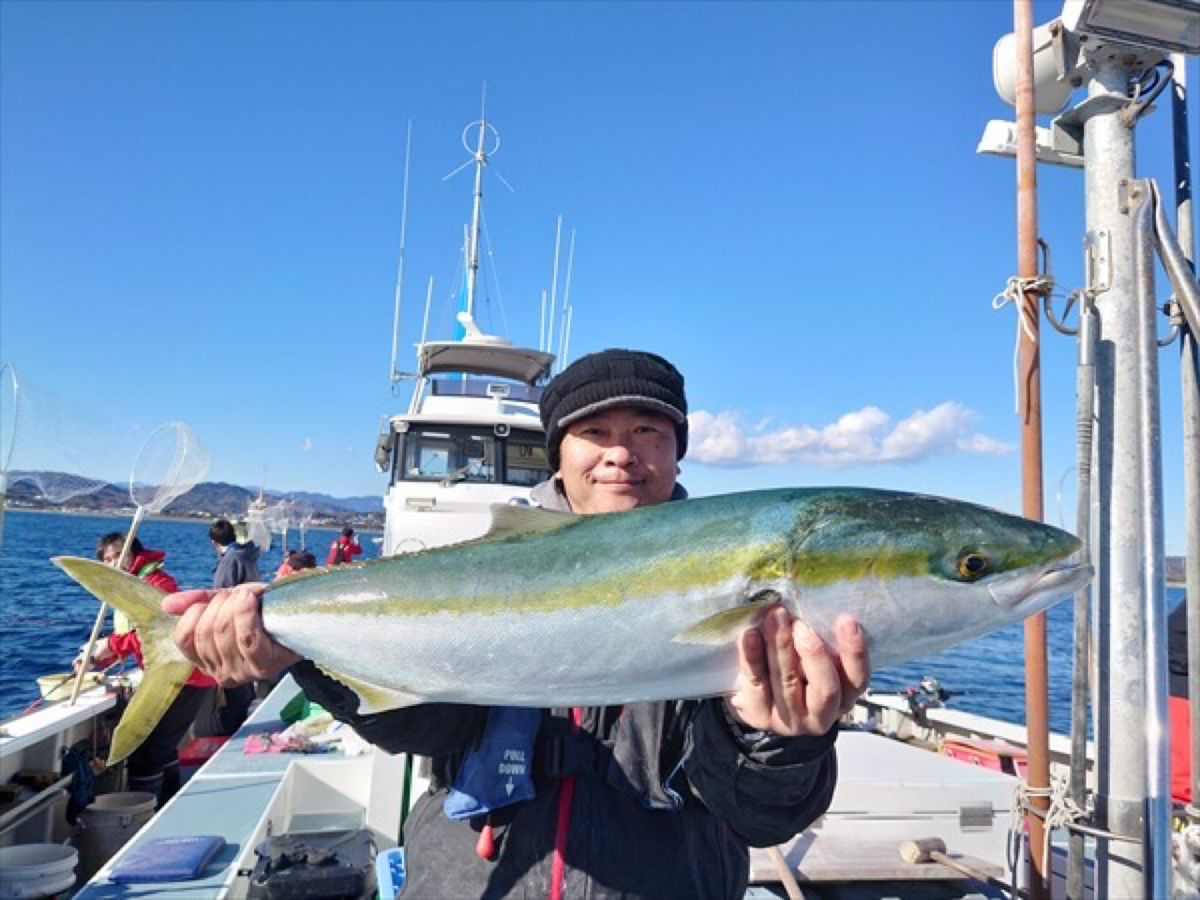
375 847 406 900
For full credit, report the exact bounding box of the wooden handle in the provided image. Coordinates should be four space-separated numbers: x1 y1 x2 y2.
899 837 948 864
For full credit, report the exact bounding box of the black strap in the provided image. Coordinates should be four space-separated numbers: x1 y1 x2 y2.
536 731 612 779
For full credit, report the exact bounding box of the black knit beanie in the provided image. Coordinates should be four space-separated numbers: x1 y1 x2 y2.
539 348 688 470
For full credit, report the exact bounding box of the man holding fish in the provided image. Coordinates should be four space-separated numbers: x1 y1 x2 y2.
165 348 873 898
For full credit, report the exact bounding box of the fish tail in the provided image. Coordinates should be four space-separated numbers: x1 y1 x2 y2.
53 556 193 766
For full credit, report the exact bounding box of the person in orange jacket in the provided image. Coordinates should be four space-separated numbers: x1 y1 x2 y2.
75 533 216 805
325 527 363 566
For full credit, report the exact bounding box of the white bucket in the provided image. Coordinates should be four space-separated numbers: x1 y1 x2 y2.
0 843 78 899
36 673 102 702
76 792 156 883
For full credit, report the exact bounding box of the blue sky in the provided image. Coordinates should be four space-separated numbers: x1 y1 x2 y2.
1 1 1194 552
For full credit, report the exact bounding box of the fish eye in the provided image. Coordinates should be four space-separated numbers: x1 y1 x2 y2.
957 551 991 581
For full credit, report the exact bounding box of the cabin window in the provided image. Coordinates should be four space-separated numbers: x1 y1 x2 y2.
395 425 550 487
506 434 550 486
400 427 495 483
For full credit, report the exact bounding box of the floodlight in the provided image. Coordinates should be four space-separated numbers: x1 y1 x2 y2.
993 21 1076 115
1061 0 1200 54
976 119 1085 168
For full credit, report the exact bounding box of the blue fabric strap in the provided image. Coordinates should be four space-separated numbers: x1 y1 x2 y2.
443 707 541 820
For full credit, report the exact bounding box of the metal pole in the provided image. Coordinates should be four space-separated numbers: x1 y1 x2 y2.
1013 3 1050 895
1067 298 1096 900
1083 57 1151 898
1170 52 1200 823
466 121 487 319
1131 181 1169 897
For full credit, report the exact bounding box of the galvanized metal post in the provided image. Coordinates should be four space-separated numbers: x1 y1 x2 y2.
1131 181 1170 897
1012 3 1050 896
1083 57 1156 898
1170 53 1199 822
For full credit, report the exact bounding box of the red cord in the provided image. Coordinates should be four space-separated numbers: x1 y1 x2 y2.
548 707 583 900
476 820 496 860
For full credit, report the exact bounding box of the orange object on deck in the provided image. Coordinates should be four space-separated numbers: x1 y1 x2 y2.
941 737 1029 778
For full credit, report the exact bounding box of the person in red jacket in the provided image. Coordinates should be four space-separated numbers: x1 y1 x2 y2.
325 527 363 566
75 532 217 805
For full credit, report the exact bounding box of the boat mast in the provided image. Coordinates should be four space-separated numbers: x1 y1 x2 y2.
465 114 491 321
1011 3 1051 894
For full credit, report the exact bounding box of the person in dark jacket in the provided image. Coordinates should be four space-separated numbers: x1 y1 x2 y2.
210 518 261 588
163 349 871 899
76 532 216 805
208 517 261 732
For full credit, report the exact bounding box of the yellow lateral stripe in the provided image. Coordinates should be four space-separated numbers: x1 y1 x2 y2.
278 543 937 618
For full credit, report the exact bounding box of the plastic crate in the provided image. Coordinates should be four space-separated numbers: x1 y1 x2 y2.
375 847 406 900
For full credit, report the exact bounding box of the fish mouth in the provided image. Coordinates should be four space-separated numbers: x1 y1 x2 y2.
989 552 1093 612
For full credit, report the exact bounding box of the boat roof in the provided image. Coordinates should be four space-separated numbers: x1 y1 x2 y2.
417 340 555 385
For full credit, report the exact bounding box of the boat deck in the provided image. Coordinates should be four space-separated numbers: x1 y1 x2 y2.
73 699 1024 898
74 676 406 899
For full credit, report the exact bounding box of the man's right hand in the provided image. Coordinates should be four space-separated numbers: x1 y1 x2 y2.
163 585 300 686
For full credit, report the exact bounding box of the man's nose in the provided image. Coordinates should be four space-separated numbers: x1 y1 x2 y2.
602 442 638 465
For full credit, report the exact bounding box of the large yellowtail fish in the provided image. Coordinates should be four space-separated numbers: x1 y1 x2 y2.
54 487 1090 765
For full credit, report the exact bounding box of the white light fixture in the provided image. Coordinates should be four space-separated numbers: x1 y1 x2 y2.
976 119 1085 168
1061 0 1200 54
993 21 1076 115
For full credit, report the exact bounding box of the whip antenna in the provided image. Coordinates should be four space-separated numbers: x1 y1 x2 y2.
390 121 414 389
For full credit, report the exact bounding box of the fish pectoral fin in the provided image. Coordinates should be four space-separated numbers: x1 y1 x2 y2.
480 505 580 542
673 595 783 645
315 665 425 715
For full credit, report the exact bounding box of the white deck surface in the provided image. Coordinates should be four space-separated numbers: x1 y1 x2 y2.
750 729 1015 885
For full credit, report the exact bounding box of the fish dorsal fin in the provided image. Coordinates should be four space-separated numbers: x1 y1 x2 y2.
673 590 785 645
316 664 426 715
481 504 580 542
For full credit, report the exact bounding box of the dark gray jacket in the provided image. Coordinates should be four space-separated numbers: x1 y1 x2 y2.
291 481 838 899
213 541 261 589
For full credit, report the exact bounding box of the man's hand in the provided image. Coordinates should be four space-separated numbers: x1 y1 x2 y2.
726 608 870 737
163 585 300 686
73 637 115 671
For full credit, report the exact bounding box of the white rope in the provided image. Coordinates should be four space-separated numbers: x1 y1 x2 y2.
1174 822 1200 896
992 275 1053 413
1011 772 1088 881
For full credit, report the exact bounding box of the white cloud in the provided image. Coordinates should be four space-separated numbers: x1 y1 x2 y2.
688 402 1012 467
301 437 313 452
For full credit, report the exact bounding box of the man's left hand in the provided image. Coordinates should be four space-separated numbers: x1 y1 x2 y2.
726 607 870 737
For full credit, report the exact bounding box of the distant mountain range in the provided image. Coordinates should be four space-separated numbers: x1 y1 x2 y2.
5 471 384 528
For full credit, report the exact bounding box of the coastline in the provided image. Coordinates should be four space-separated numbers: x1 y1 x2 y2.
4 505 383 533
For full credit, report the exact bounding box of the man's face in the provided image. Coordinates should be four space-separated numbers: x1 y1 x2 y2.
555 407 678 514
101 544 123 567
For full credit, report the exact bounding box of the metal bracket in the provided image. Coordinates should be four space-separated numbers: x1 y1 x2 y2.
959 803 995 830
1118 178 1148 214
1084 229 1112 296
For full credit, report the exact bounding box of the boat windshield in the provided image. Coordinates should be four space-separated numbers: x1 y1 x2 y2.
395 425 550 487
431 378 543 404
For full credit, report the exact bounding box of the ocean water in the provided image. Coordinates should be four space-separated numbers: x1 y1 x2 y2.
0 509 1185 733
0 509 378 717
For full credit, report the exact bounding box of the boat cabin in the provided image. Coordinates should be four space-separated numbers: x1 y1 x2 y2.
376 339 556 556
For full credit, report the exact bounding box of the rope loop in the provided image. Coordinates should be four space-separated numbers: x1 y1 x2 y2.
992 275 1054 413
1011 773 1088 879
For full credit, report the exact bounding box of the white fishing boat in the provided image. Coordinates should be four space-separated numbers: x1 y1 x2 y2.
3 2 1198 896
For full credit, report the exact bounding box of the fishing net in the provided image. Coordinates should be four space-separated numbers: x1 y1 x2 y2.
0 364 117 549
129 421 211 514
